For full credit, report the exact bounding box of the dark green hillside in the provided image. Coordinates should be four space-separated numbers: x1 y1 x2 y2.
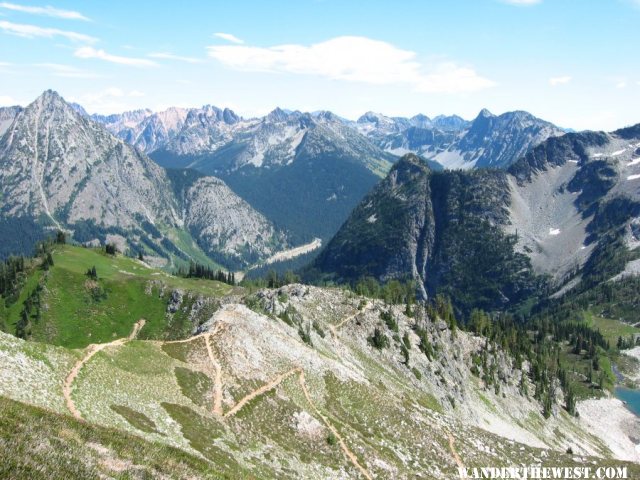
0 244 232 348
426 170 539 314
311 155 432 280
312 155 541 316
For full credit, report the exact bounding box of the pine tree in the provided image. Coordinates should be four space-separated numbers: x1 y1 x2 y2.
55 230 66 244
543 388 553 419
565 387 576 416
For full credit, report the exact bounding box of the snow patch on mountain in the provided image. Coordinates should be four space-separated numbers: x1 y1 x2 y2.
507 162 593 280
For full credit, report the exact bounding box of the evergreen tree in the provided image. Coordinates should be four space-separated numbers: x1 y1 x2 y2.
55 230 66 244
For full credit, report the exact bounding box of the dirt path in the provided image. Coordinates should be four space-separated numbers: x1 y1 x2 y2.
298 370 373 480
329 302 371 338
221 364 372 479
224 367 302 418
448 431 466 478
204 333 223 415
128 319 146 340
63 319 146 420
160 320 227 345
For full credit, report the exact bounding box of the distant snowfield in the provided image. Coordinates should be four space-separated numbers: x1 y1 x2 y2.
628 174 640 181
611 149 626 157
627 157 640 166
549 228 561 236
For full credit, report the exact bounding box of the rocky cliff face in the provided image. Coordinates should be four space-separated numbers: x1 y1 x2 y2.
0 105 22 137
168 169 286 268
0 91 288 268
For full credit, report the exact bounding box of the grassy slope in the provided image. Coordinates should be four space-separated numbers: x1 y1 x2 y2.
0 396 230 480
4 326 630 480
4 245 232 348
584 312 640 347
561 311 640 397
2 250 639 478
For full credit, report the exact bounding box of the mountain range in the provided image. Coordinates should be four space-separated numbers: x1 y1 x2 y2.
312 126 640 313
64 100 562 244
0 91 287 270
355 109 565 169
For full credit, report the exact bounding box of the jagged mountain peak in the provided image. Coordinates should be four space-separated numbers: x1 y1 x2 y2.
357 111 391 124
266 107 290 123
388 153 431 185
29 89 77 116
409 113 433 129
222 107 239 125
476 108 495 119
432 114 469 131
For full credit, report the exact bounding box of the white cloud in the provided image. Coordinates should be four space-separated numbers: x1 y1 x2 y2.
148 52 204 64
549 75 572 86
501 0 542 5
74 47 158 67
616 81 627 89
0 2 89 21
0 20 96 42
208 36 495 94
0 94 18 106
34 63 99 78
213 32 244 44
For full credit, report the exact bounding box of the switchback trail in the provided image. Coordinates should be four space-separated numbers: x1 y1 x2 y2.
329 302 371 338
298 370 373 480
204 333 223 415
223 367 302 418
223 365 373 479
160 321 227 345
63 319 146 420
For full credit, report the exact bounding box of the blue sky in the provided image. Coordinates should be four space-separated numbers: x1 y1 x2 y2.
1 0 639 130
